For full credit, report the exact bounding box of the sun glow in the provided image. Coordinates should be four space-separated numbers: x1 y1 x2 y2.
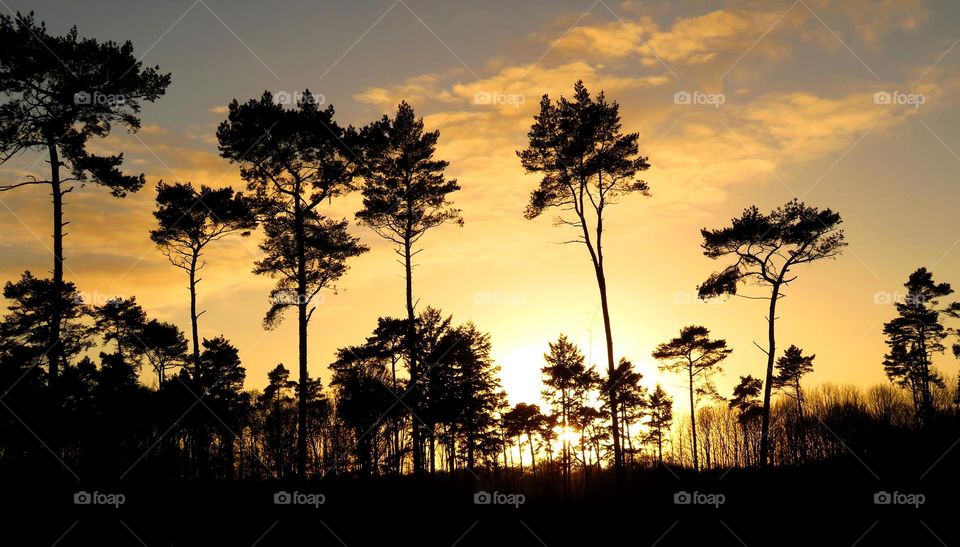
555 426 580 446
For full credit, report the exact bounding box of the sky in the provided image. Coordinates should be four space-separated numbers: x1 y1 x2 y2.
1 0 959 411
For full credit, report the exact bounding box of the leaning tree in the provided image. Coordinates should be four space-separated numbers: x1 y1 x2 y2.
0 12 169 391
518 80 651 476
697 199 844 467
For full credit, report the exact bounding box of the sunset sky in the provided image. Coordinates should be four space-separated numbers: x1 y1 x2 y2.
1 0 959 410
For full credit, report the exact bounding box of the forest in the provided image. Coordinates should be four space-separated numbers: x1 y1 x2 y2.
1 9 959 545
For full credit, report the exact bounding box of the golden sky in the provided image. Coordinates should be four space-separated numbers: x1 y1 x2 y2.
1 0 959 411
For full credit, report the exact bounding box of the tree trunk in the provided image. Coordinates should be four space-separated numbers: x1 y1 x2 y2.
759 282 780 468
189 249 210 479
594 267 624 478
391 357 401 474
403 235 423 476
527 431 536 476
688 362 698 471
656 428 663 463
294 198 309 479
189 249 202 370
48 144 63 397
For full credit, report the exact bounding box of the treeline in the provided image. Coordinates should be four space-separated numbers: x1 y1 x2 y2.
1 12 959 485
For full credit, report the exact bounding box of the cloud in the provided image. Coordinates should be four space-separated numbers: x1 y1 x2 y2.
548 9 792 67
346 0 956 231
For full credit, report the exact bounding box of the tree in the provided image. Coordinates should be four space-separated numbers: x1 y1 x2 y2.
330 344 394 476
258 364 297 477
218 91 365 478
139 319 188 390
355 101 462 475
150 181 257 373
882 267 956 427
652 325 731 471
195 336 250 478
437 323 505 471
503 403 545 475
603 358 647 464
1 272 92 368
729 375 764 466
729 375 763 424
0 12 169 392
646 385 673 464
773 345 815 418
541 334 600 492
698 199 845 466
93 297 147 364
518 80 651 476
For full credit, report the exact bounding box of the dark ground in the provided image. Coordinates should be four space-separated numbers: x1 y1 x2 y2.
3 455 957 546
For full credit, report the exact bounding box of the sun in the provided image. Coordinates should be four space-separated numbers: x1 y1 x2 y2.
555 426 580 446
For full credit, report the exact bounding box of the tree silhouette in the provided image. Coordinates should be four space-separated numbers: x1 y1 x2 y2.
218 91 365 477
0 12 169 393
433 323 505 471
503 403 545 475
139 319 188 390
646 384 673 464
330 343 394 476
653 325 731 471
150 181 257 373
729 375 763 424
355 101 462 474
729 375 764 466
1 272 91 367
416 307 454 473
603 358 647 464
882 267 956 427
257 364 297 477
93 297 147 364
698 199 844 466
195 336 250 479
369 318 409 473
773 345 815 417
541 334 599 492
519 81 651 476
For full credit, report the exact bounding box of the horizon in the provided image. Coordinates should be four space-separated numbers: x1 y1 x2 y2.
1 0 959 415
